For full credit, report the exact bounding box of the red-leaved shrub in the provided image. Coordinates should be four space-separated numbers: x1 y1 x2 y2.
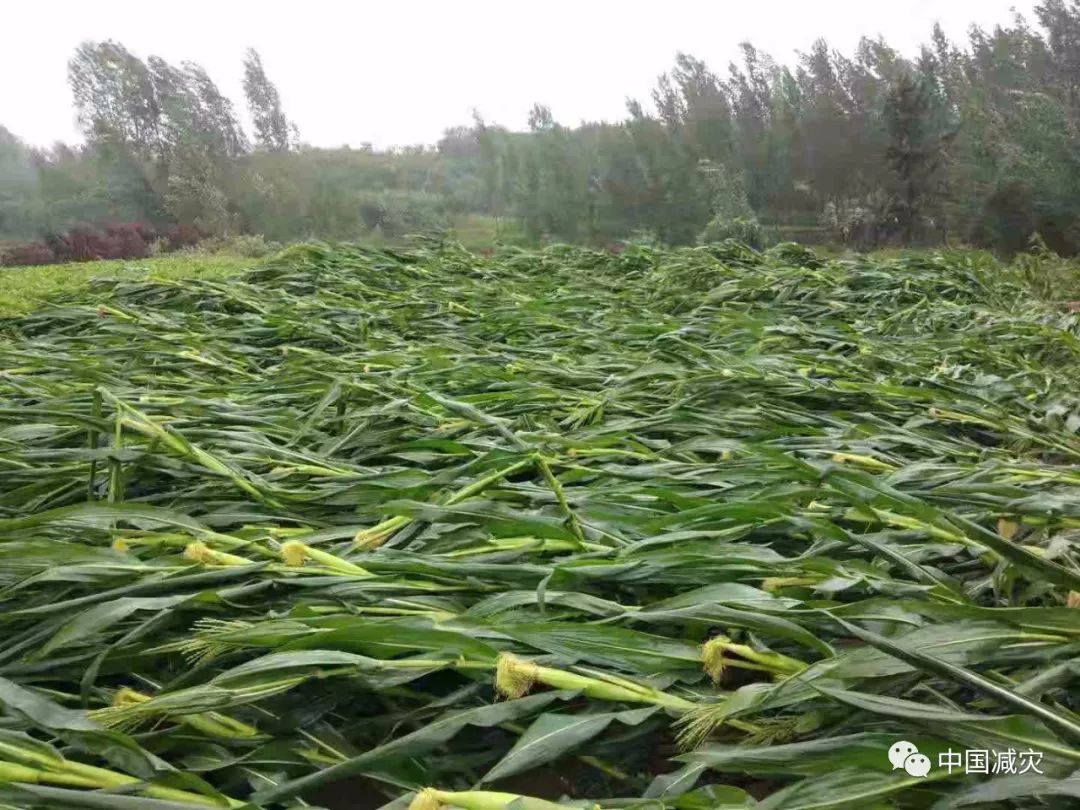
1 221 205 267
104 223 152 259
164 224 205 251
0 242 57 267
61 227 115 262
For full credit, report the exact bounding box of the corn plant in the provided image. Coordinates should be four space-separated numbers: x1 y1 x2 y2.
0 240 1078 809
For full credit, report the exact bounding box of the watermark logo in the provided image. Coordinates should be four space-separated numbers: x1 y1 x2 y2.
889 740 931 777
888 741 1045 778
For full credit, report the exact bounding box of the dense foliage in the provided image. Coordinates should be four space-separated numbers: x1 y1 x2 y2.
5 1 1080 253
0 223 206 267
0 242 1077 808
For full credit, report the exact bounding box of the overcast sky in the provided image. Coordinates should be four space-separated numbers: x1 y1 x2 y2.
2 0 1038 150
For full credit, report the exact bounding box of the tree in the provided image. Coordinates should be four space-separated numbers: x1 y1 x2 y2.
795 40 864 220
147 56 248 232
884 70 951 244
69 41 162 160
0 126 40 238
729 43 775 212
68 40 167 212
516 105 593 241
69 41 249 233
243 49 297 152
25 17 1080 254
1035 0 1080 113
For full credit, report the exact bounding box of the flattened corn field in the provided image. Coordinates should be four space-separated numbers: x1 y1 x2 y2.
1 242 1079 810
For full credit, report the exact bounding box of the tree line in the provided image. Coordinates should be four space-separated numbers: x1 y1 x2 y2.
2 0 1080 255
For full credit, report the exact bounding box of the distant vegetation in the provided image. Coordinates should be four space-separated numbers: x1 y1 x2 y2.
3 1 1080 260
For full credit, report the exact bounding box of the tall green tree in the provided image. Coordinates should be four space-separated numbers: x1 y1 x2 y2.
0 127 40 238
68 41 162 161
151 57 248 231
728 44 775 212
11 10 1080 254
883 70 952 244
243 49 296 152
69 42 248 232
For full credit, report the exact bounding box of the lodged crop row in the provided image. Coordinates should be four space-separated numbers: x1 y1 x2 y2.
0 241 1078 809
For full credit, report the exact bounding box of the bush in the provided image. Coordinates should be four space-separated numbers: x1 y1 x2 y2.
45 224 153 263
103 223 152 260
1012 233 1080 301
53 228 112 262
0 221 208 267
196 234 278 258
697 216 765 249
0 241 56 267
767 241 825 269
357 191 451 240
164 224 206 251
625 229 661 247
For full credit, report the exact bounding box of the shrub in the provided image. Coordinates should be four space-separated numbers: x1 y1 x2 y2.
164 224 206 251
103 223 152 259
1013 233 1080 301
0 241 56 267
196 234 277 258
697 216 765 249
103 223 154 258
0 222 205 267
45 226 137 262
358 190 451 240
767 241 825 269
58 227 117 262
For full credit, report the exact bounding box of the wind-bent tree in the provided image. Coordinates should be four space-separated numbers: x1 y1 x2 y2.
8 0 1077 252
69 41 249 232
243 49 296 152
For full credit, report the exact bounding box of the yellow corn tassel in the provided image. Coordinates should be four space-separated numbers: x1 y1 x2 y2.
280 540 308 567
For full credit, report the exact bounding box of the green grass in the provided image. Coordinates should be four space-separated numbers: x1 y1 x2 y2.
451 213 526 249
0 252 254 316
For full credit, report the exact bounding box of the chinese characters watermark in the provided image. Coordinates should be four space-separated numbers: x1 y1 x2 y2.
888 740 1043 778
937 747 1044 776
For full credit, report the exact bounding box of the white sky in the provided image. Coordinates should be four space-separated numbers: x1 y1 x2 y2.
2 0 1037 150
